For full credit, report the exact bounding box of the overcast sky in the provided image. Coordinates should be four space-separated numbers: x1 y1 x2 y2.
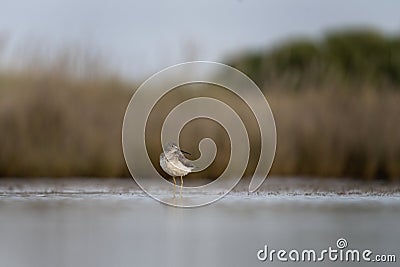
1 0 399 79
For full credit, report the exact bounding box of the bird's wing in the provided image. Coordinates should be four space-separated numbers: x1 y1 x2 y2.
171 156 195 171
180 156 195 169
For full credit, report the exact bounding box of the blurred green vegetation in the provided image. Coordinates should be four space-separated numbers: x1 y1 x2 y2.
229 29 400 181
231 29 400 91
0 29 399 180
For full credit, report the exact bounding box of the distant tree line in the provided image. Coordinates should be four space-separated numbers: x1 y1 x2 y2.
230 29 400 90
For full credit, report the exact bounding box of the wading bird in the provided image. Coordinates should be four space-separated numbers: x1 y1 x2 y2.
160 142 195 196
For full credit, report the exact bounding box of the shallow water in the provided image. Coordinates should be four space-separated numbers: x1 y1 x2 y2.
0 178 399 267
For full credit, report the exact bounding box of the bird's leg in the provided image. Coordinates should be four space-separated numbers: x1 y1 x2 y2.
180 176 183 197
173 176 176 198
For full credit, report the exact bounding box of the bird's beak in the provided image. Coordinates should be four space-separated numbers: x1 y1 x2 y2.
180 149 191 155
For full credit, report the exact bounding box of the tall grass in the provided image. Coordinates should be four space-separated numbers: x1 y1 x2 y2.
0 57 132 177
0 30 399 180
269 89 400 180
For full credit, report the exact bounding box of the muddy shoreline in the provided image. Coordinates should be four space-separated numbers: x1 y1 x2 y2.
1 177 399 196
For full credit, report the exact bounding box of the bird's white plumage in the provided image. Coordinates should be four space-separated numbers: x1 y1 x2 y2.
160 142 195 177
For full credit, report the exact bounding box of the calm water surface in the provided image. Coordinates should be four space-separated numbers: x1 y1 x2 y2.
0 179 399 267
